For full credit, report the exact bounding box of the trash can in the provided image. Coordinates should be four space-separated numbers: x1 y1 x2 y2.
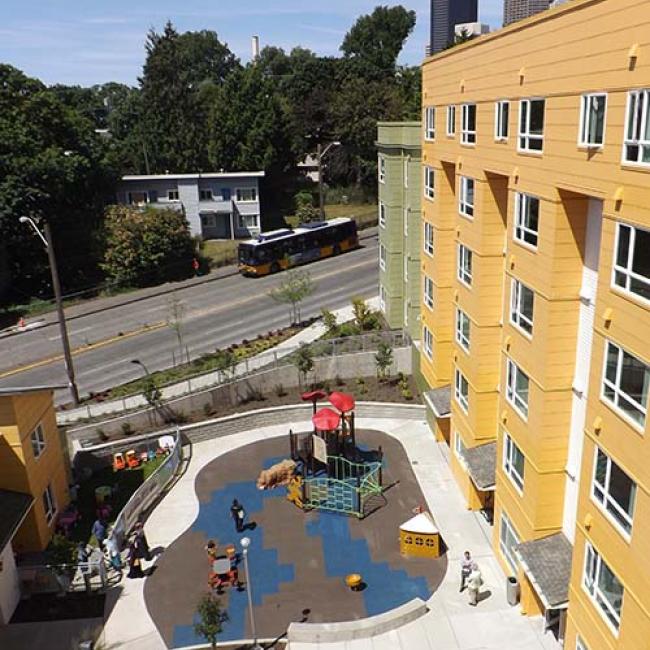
507 576 520 605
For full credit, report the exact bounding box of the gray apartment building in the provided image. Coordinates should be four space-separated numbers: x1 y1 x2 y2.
503 0 551 25
429 0 478 54
116 171 264 240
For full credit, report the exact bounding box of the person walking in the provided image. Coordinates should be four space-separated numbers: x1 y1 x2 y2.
230 499 245 533
133 522 151 562
127 541 145 579
467 562 483 606
92 517 107 546
460 550 473 592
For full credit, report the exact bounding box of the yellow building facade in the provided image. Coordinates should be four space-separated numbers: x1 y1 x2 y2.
0 388 70 552
420 0 650 647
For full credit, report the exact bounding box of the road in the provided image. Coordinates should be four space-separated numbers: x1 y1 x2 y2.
0 232 379 405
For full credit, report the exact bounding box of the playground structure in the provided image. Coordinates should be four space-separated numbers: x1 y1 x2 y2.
284 390 385 519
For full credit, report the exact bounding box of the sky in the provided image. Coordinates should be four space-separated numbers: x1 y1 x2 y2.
0 0 504 87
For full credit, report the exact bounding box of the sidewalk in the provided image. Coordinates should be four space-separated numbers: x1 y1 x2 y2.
101 415 561 650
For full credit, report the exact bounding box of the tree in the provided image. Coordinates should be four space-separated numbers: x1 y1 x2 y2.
321 308 338 335
352 297 380 331
194 592 228 650
167 293 187 365
341 6 416 76
375 342 394 381
100 205 195 288
269 269 316 325
292 343 314 389
295 192 320 223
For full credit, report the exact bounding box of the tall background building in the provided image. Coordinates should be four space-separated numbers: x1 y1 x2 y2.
429 0 478 54
504 0 551 25
421 0 650 647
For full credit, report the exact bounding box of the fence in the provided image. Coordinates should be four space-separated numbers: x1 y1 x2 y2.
58 329 411 426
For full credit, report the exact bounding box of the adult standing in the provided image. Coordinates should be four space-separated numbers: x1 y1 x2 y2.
127 541 144 579
133 522 151 562
92 517 107 546
230 499 245 533
467 562 483 606
460 550 473 592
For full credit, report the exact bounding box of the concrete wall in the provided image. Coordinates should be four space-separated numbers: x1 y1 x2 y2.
66 347 412 448
0 541 20 625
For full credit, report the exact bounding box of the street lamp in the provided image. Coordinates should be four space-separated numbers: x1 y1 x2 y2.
19 216 80 406
317 141 341 221
240 536 263 650
131 358 151 376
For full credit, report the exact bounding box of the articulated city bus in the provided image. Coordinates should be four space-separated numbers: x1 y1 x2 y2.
237 217 358 276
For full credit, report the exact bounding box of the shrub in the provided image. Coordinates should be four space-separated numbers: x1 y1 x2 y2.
203 403 215 417
335 374 345 386
401 388 413 401
274 383 287 397
97 428 109 442
121 422 134 437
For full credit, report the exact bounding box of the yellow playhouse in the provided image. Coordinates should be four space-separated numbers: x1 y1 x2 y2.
399 511 441 558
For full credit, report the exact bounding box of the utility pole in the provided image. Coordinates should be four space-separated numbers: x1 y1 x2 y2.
317 141 341 221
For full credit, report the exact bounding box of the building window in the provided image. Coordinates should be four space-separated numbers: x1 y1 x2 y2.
454 368 469 413
378 156 386 183
424 276 434 310
583 542 624 633
495 100 510 141
167 189 180 201
580 93 607 147
459 176 475 218
424 222 434 256
222 188 231 201
510 279 534 336
457 244 473 287
424 166 435 200
455 308 470 352
503 433 525 492
592 447 636 537
425 106 435 141
576 638 589 650
238 214 259 229
30 424 46 459
423 326 433 360
518 98 545 152
613 222 650 303
506 358 529 419
199 189 213 201
461 103 476 145
379 202 386 228
43 484 56 524
514 192 540 249
454 430 466 460
623 89 650 165
379 244 386 271
236 188 257 202
447 105 456 137
602 340 649 428
499 512 520 575
127 191 150 205
379 285 386 312
201 214 216 228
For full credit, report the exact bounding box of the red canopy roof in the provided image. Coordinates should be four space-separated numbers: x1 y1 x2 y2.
312 407 341 431
329 391 356 413
301 390 327 402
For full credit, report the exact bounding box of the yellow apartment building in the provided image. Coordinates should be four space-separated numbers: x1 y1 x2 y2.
420 0 650 648
0 387 70 552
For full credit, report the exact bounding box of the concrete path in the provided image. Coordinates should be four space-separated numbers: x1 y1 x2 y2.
100 417 561 650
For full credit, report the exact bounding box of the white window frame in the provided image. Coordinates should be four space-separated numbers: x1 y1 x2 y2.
43 484 56 524
518 98 545 153
457 244 473 287
495 100 509 141
404 254 409 282
404 158 409 189
510 279 534 337
601 340 649 430
454 367 469 413
167 189 180 201
379 244 386 271
30 423 46 459
424 166 435 200
514 192 540 250
446 105 456 137
379 285 386 313
454 430 466 460
499 512 520 575
461 103 476 145
235 187 257 203
622 89 650 166
379 202 386 228
424 276 434 310
591 446 636 538
424 106 435 141
378 155 386 183
423 325 433 360
579 93 607 148
582 542 624 634
506 358 529 420
403 207 408 237
238 213 259 229
612 222 650 305
424 222 434 257
503 432 525 493
199 188 213 201
459 176 475 218
455 308 470 352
